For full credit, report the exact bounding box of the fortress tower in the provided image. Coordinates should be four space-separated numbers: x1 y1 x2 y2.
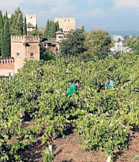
26 14 37 32
11 35 40 72
54 17 76 34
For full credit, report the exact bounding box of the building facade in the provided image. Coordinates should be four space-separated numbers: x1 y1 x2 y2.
0 35 40 76
26 14 37 32
54 17 76 33
111 35 130 53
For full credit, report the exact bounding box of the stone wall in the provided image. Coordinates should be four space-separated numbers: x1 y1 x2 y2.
0 58 15 76
54 17 76 33
26 14 36 31
0 35 40 76
11 35 40 72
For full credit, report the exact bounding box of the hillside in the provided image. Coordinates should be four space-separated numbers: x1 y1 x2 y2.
0 52 138 162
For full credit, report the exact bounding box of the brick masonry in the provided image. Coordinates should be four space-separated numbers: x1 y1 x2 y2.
54 17 76 33
0 35 40 76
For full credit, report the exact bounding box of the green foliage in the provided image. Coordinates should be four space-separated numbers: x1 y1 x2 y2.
1 15 10 57
40 45 56 61
84 30 113 60
0 10 3 56
76 114 128 155
44 20 59 39
0 8 24 57
43 146 54 162
29 29 43 38
0 51 138 161
60 29 86 56
23 17 27 35
9 7 23 35
127 40 139 54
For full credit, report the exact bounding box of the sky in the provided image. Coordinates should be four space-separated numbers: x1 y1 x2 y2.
0 0 139 32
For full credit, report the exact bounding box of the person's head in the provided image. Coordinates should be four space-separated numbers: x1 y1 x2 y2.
75 80 80 87
106 77 110 84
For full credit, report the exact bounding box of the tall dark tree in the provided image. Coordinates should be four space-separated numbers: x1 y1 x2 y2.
35 24 38 31
49 20 54 38
1 15 10 57
55 21 59 31
44 20 59 39
0 10 3 56
60 29 85 56
17 11 23 35
9 7 23 35
23 17 27 35
44 20 49 39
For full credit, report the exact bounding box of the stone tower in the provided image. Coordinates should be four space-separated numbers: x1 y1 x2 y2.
56 30 65 42
26 14 37 32
11 35 40 72
54 17 76 34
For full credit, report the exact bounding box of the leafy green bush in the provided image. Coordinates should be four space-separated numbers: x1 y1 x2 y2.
76 114 129 155
0 52 138 161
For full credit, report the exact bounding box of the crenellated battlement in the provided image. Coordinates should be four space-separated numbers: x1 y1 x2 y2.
0 35 40 76
0 57 15 64
11 35 40 43
0 57 15 71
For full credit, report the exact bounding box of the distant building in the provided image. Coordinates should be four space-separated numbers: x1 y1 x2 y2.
111 35 130 53
42 38 57 54
41 17 76 54
26 14 37 32
54 17 76 34
56 30 65 42
42 29 65 54
0 35 40 76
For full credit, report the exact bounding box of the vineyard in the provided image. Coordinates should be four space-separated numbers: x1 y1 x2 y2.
0 52 139 162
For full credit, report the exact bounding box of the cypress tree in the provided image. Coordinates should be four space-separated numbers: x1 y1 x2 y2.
1 15 10 57
0 10 3 56
44 20 49 39
17 12 23 35
35 24 38 31
9 7 23 35
44 20 59 39
49 20 53 38
51 21 55 38
55 21 59 31
23 17 27 35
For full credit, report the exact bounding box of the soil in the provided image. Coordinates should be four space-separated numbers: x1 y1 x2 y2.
24 129 139 162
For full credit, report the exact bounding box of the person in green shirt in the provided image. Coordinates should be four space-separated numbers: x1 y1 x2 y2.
66 80 80 96
104 78 116 90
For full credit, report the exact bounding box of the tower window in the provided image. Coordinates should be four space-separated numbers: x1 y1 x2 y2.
58 36 64 38
16 52 20 57
30 52 34 57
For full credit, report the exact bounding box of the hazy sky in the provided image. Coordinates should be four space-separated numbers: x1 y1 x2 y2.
0 0 139 31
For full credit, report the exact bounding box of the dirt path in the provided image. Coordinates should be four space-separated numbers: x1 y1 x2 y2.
52 131 139 162
24 130 139 162
52 131 106 162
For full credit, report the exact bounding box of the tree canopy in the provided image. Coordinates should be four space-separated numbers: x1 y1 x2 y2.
127 40 139 54
1 13 10 57
44 20 59 39
60 29 86 56
9 7 24 35
0 10 3 56
84 30 113 60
